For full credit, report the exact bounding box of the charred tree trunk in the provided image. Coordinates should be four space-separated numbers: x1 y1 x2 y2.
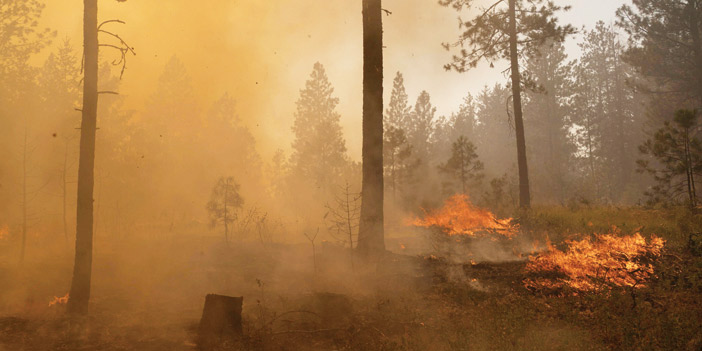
68 0 99 316
358 0 385 257
508 0 531 208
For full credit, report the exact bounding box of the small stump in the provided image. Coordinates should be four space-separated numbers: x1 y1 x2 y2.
198 294 243 349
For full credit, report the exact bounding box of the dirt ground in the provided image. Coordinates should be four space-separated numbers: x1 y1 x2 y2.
1 231 701 351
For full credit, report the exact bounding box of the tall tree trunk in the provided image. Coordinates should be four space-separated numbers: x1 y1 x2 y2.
63 140 69 244
68 0 98 316
686 0 702 108
345 184 354 249
20 125 27 263
61 139 69 244
508 0 531 208
358 0 385 257
224 179 229 244
684 131 698 207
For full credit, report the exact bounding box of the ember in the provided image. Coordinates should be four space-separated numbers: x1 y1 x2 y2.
524 232 665 293
408 194 517 238
48 293 69 307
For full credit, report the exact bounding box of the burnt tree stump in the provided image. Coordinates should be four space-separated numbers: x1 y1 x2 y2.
198 294 243 349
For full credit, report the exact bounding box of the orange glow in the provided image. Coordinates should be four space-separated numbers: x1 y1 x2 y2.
0 225 8 241
48 293 69 307
524 231 665 293
408 194 517 238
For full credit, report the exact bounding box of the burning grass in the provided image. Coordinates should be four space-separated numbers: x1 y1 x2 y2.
408 194 517 239
48 293 69 307
524 230 665 293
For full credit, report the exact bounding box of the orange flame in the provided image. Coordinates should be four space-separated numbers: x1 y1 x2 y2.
408 194 517 238
48 293 69 307
524 232 665 293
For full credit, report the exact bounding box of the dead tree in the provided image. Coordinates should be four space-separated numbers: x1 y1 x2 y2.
68 0 135 316
325 182 361 249
304 228 319 273
68 0 99 316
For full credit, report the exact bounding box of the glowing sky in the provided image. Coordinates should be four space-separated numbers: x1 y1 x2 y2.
37 0 629 159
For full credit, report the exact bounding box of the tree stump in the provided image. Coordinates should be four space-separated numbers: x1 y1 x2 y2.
197 294 243 349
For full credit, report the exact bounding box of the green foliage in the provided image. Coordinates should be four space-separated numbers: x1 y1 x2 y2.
386 72 411 131
523 40 576 203
617 0 702 105
480 174 517 216
384 73 420 203
522 205 702 247
438 136 484 195
474 84 515 176
384 125 418 201
638 109 702 207
570 22 646 203
439 0 574 72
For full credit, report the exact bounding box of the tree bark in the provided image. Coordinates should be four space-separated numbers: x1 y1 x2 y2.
63 140 69 244
508 0 531 208
358 0 385 257
20 125 27 263
68 0 98 316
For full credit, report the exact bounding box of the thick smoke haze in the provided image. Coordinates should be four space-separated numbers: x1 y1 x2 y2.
3 0 701 350
37 0 624 159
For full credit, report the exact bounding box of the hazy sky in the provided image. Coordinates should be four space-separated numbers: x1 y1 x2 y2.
38 0 630 160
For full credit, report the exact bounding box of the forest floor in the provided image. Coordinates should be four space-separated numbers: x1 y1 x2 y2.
1 206 701 351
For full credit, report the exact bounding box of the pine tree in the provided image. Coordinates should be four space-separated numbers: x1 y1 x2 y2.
474 84 515 176
523 40 574 203
618 0 702 109
386 72 411 131
432 93 479 164
0 0 54 223
383 126 416 201
207 177 244 243
572 22 645 202
289 63 349 194
440 0 575 208
450 94 478 143
638 109 701 207
439 136 484 195
407 91 436 162
384 71 416 202
204 93 263 200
